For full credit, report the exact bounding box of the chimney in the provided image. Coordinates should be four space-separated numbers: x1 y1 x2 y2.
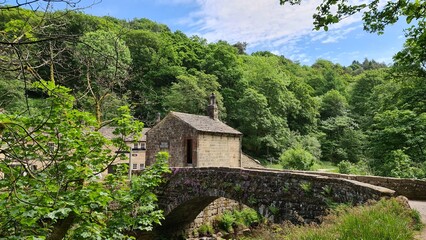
155 112 161 124
207 93 219 120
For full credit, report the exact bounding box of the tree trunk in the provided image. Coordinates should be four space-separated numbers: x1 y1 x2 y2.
46 212 76 240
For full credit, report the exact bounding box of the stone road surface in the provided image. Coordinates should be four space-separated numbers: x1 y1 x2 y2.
409 201 426 240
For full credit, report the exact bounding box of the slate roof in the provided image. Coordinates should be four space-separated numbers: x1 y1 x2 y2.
98 127 150 141
170 111 242 135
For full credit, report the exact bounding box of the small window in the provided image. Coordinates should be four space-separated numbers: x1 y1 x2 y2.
132 153 138 157
141 143 146 150
133 142 139 149
140 164 145 170
132 164 138 170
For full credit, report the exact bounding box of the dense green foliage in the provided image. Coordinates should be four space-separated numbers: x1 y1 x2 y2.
0 81 170 238
1 4 425 179
243 198 422 240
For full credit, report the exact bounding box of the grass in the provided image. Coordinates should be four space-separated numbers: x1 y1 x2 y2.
242 198 423 240
265 161 339 173
265 163 282 170
312 161 339 172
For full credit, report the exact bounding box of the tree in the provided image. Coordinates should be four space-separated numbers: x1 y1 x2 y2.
318 89 365 163
203 40 242 89
232 41 248 55
0 1 84 74
0 78 25 112
0 1 99 119
320 90 348 120
319 115 365 163
368 109 426 176
349 69 386 125
308 59 349 96
74 30 132 125
278 0 426 99
286 76 319 135
124 30 185 124
163 70 225 117
394 20 426 76
287 133 322 161
231 55 304 158
233 87 289 159
0 81 170 239
128 18 170 32
279 0 426 34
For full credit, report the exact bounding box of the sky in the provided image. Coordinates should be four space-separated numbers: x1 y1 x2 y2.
53 0 409 66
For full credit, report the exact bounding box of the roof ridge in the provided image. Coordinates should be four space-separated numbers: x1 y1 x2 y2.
170 111 241 135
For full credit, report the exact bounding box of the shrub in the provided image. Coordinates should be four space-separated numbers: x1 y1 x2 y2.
384 150 425 178
197 224 214 237
239 208 261 227
217 208 261 233
217 211 236 233
337 160 352 174
280 147 317 170
337 160 371 175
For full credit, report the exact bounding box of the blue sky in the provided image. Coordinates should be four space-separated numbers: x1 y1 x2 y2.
58 0 409 66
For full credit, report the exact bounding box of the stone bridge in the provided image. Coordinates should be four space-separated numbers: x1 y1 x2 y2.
153 167 395 236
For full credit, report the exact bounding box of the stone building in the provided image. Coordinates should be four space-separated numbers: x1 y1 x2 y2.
146 94 243 167
98 127 150 174
0 126 150 179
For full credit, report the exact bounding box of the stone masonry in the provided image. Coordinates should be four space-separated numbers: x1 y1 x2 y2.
283 170 426 200
184 197 242 238
148 167 395 238
145 112 242 168
146 113 199 167
197 133 240 168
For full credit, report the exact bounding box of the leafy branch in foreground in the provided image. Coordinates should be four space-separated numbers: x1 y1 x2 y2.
0 80 169 239
280 0 426 34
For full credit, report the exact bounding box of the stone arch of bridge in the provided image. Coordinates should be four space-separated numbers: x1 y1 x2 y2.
154 167 395 236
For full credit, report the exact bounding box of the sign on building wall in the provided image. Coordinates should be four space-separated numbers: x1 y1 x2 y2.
160 141 169 149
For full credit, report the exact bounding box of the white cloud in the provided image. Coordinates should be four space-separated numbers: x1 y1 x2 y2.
289 53 311 63
320 26 361 43
183 0 318 44
271 50 281 56
176 0 365 61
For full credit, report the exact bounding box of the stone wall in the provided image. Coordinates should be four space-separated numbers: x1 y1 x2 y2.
146 114 198 167
146 114 242 168
278 170 426 200
197 133 241 167
184 197 242 238
153 167 395 237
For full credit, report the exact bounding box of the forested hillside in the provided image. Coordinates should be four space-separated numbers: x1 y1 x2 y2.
1 7 425 178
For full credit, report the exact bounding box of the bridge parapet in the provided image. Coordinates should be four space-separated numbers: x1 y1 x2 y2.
154 167 394 235
273 169 426 200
